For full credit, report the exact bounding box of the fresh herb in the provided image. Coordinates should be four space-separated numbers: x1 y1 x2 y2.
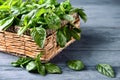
45 63 62 74
26 61 37 72
96 64 115 78
35 54 46 76
31 27 46 48
11 54 61 76
67 60 84 71
0 0 87 48
11 57 33 67
70 8 87 22
11 57 116 78
57 29 67 47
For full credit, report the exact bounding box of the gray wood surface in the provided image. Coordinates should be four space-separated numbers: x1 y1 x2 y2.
0 0 120 80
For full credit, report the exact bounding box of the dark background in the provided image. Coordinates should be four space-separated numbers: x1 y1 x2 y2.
0 0 120 80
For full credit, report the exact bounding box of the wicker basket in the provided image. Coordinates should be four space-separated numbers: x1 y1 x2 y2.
0 13 80 62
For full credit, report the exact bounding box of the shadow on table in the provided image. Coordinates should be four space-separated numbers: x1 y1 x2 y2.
50 27 109 64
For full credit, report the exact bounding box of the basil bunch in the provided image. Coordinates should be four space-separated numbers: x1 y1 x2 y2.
0 0 87 48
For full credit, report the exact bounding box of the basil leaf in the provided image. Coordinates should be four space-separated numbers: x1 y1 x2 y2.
60 0 72 13
45 63 62 74
63 27 71 41
26 61 37 72
96 64 115 78
35 8 46 18
57 30 67 47
73 28 81 33
0 16 14 31
70 8 87 22
63 14 75 22
0 5 10 10
0 0 4 5
20 58 33 68
11 62 20 67
44 13 61 30
71 29 81 40
67 60 84 71
18 9 37 35
31 27 46 48
11 57 33 67
38 0 45 4
35 54 46 76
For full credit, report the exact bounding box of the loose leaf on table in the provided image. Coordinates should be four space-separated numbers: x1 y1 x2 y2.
96 64 115 78
26 61 37 72
31 27 46 48
35 54 46 76
67 60 84 71
57 30 67 47
70 8 87 22
0 16 14 31
11 57 33 67
45 63 62 74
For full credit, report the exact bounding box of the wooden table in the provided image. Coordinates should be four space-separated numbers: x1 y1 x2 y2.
0 0 120 80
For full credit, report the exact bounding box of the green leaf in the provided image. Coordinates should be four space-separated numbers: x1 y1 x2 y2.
67 60 84 71
0 16 14 31
0 0 4 5
63 14 75 22
96 64 115 78
44 13 61 30
70 29 81 40
62 27 71 41
31 27 46 48
35 8 46 18
18 9 37 35
35 54 46 76
26 61 37 72
11 57 33 67
45 63 62 74
73 28 81 33
60 0 72 13
20 58 33 68
57 30 67 47
70 8 87 22
38 0 45 4
0 5 10 10
11 62 20 67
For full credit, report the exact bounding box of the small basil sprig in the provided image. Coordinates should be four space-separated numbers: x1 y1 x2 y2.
67 60 84 71
96 64 115 78
35 54 46 76
11 57 33 68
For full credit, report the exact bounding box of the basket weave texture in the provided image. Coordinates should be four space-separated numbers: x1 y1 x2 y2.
0 13 80 62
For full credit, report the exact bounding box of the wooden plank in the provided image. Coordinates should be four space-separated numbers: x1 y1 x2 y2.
0 65 120 80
